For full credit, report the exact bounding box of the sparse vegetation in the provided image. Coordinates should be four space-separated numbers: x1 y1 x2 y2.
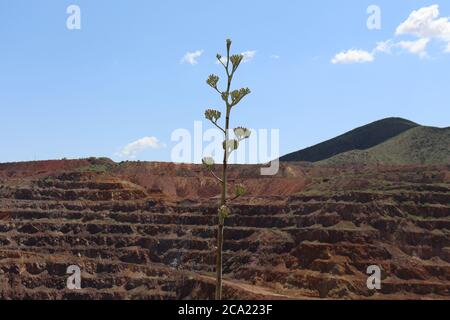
320 126 450 166
76 158 116 173
281 117 419 162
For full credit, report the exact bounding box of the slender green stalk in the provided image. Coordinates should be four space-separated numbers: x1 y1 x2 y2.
203 39 251 300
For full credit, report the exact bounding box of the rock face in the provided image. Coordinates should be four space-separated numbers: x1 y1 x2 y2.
0 159 449 300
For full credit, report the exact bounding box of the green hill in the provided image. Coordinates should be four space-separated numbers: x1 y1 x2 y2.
318 126 450 166
280 118 419 162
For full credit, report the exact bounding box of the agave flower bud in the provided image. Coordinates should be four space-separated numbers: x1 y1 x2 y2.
204 109 221 123
202 156 215 170
240 87 251 97
230 54 243 71
221 92 229 102
234 184 246 197
230 88 250 105
206 74 219 89
223 139 239 153
218 205 230 220
234 127 251 141
226 39 232 51
230 90 240 103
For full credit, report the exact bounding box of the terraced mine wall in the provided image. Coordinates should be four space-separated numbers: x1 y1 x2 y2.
0 160 449 299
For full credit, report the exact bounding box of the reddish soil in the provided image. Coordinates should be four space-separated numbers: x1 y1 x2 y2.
0 159 449 300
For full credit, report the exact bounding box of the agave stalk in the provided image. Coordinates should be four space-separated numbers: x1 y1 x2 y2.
203 39 251 300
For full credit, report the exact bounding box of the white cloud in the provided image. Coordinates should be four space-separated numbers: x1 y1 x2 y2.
217 50 256 64
397 38 430 58
333 5 450 64
270 54 280 59
181 50 204 65
374 38 430 58
446 43 450 53
331 49 374 64
396 5 450 52
241 50 256 62
118 137 164 159
374 40 394 54
396 5 450 38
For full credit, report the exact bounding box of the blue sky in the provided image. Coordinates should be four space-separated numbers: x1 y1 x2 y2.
1 0 449 163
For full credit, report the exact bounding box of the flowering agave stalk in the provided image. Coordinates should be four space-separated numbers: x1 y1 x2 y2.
202 39 251 300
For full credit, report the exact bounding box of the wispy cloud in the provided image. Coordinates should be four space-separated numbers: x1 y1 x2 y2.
397 38 430 58
118 137 164 159
374 40 394 54
375 38 430 58
270 54 280 60
241 50 256 62
181 50 204 65
217 50 257 64
331 49 374 64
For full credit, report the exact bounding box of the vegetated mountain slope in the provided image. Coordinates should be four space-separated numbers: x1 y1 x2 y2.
319 126 450 166
280 118 419 162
